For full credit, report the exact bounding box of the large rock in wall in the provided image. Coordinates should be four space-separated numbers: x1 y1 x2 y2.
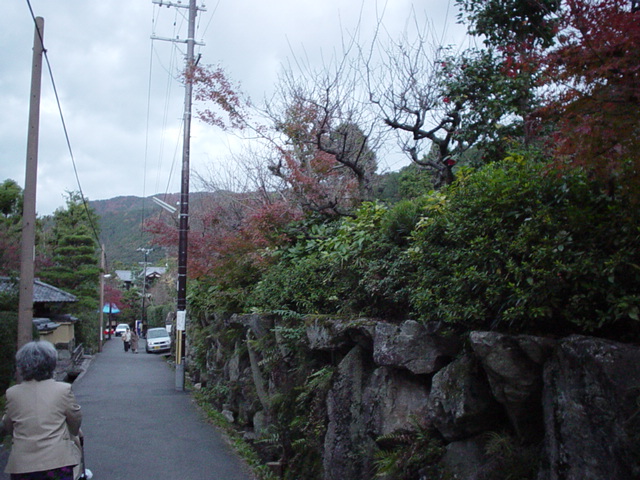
363 366 430 437
228 313 274 339
538 335 640 480
469 331 556 442
323 346 376 480
373 320 461 375
306 317 376 352
428 354 505 442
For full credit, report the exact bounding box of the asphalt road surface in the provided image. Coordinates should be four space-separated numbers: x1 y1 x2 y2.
1 337 254 480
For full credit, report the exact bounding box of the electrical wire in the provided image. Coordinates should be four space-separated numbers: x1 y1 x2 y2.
141 19 156 243
152 4 183 197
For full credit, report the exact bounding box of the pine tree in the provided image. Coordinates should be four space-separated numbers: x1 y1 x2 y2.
39 192 101 347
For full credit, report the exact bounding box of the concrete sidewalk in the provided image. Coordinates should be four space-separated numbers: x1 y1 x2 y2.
1 338 254 480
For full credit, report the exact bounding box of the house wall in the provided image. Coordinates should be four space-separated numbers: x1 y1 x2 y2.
40 322 75 347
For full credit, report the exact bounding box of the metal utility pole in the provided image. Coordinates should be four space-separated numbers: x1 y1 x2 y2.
151 0 205 391
17 17 45 350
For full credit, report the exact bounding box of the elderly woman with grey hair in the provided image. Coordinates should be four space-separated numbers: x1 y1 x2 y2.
1 341 82 480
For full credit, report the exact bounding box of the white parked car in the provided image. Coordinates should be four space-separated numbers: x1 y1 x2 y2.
115 323 130 337
145 327 171 353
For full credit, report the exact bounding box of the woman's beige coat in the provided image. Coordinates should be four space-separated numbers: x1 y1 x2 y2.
2 379 82 474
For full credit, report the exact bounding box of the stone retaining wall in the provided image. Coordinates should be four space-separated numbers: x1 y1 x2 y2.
188 314 640 479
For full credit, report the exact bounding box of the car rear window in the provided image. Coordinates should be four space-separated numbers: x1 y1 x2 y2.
147 329 169 339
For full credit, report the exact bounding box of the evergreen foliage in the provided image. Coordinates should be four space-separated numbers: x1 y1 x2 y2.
39 192 101 350
408 157 640 337
146 303 174 328
0 314 17 392
216 154 640 341
0 179 24 275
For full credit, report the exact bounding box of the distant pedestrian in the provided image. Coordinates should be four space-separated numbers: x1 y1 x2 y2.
1 340 83 480
122 327 131 352
130 329 139 354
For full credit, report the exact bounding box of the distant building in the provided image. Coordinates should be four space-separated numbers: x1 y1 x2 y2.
141 266 167 283
115 270 133 290
115 267 167 291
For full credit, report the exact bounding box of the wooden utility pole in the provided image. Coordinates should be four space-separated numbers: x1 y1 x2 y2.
99 246 106 353
151 0 205 391
137 247 152 331
17 17 45 350
175 0 197 392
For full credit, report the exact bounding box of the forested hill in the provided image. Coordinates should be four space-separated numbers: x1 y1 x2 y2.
89 171 405 268
90 192 210 267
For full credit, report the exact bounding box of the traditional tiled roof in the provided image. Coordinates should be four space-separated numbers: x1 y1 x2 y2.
140 266 166 278
33 317 60 332
115 270 133 282
0 277 77 303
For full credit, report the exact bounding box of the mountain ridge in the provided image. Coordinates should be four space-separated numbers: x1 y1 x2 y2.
91 191 216 267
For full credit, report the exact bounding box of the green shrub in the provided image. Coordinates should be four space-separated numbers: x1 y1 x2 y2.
0 311 17 393
73 310 99 352
374 426 446 480
380 198 428 246
147 304 174 328
197 154 640 340
248 204 415 318
249 254 343 315
408 157 640 338
479 431 540 480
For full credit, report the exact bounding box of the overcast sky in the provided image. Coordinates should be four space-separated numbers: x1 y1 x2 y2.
1 0 467 216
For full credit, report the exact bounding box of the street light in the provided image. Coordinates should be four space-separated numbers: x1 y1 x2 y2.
152 196 177 214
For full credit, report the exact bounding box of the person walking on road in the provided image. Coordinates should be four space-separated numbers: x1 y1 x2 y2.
1 340 83 480
130 328 139 354
122 327 132 352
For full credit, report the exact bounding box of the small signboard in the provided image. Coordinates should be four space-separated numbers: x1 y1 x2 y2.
176 310 186 331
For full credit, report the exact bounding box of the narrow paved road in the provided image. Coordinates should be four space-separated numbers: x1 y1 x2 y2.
2 338 254 480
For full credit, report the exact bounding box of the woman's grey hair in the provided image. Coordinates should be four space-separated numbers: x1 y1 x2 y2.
16 341 57 381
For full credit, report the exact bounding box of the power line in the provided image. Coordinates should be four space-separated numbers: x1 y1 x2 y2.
150 3 185 198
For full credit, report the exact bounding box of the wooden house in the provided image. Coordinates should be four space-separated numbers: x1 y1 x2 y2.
0 276 78 348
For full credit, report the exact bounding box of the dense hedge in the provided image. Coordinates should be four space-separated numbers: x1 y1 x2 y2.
193 156 640 342
408 158 640 338
0 311 17 392
146 303 175 328
248 202 416 319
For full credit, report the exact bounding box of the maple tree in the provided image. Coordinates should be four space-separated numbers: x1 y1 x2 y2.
191 64 247 131
537 0 640 190
458 0 640 192
145 190 300 287
267 107 377 216
146 64 296 286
